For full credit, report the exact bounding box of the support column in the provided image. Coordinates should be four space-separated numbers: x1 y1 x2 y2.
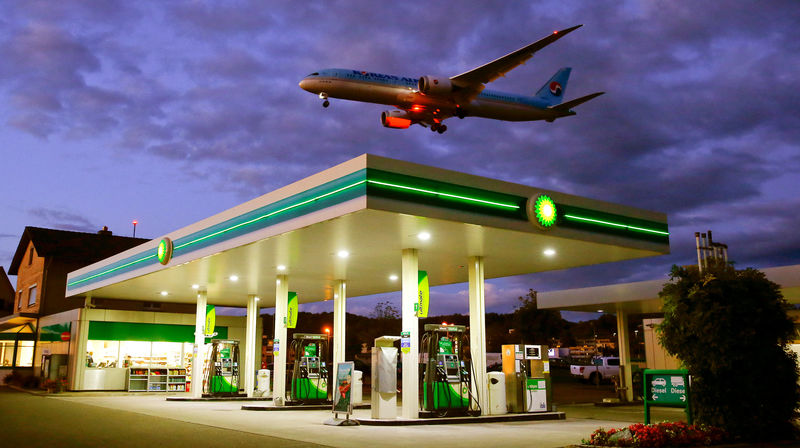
273 275 288 405
401 248 419 419
616 305 634 402
333 280 347 368
244 294 259 398
192 290 208 399
468 256 489 415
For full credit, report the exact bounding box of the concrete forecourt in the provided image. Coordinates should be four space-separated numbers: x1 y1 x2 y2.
64 154 669 420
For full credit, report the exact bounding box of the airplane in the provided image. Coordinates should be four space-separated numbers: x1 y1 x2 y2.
299 24 604 134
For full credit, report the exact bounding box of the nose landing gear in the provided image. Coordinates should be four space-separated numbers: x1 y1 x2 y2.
318 92 330 108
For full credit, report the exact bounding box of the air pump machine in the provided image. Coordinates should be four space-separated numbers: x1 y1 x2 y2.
205 339 241 396
287 333 331 404
501 344 551 412
419 324 480 417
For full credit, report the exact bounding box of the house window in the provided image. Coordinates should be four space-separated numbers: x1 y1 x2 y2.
28 247 34 265
28 285 37 306
17 291 22 310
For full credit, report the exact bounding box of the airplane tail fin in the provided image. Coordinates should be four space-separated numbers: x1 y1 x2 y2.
534 67 571 106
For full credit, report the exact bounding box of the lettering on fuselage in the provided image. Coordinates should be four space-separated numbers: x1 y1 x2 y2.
351 70 417 83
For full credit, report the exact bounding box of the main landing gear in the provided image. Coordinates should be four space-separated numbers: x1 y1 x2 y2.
319 92 329 108
430 123 447 134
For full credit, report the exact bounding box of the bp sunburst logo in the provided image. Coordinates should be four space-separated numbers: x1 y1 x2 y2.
157 237 173 265
527 194 557 229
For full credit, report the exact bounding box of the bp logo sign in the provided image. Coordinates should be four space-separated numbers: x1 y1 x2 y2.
526 194 557 230
157 237 173 265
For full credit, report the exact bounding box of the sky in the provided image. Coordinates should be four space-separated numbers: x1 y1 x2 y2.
1 1 798 320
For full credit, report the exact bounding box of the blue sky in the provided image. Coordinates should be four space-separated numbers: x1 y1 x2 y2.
1 1 798 320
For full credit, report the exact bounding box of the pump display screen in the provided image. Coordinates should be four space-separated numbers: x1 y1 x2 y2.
438 338 453 354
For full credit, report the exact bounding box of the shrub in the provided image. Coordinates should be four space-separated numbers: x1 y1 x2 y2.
658 263 799 440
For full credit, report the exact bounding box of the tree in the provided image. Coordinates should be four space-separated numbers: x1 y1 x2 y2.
372 300 400 320
513 289 567 344
658 262 799 440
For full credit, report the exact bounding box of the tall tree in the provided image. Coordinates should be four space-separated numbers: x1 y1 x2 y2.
659 262 799 440
513 289 567 345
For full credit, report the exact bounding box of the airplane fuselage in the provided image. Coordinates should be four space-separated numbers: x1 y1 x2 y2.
299 69 560 122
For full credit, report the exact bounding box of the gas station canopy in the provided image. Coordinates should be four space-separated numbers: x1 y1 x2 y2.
66 154 670 307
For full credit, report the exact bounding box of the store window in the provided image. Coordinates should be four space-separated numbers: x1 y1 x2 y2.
152 342 183 367
15 341 34 367
119 341 151 367
0 341 13 366
27 285 37 307
86 340 120 368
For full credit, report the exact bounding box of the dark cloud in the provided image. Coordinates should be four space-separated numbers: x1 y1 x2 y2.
1 1 798 315
28 208 95 233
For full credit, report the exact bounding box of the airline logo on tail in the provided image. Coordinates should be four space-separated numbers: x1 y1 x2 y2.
549 81 562 96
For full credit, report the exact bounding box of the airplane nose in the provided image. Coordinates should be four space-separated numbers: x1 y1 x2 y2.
299 78 311 91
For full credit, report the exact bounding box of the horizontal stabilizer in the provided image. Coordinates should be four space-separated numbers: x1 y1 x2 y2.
548 91 604 113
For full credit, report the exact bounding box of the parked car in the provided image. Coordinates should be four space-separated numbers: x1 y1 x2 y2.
570 356 620 385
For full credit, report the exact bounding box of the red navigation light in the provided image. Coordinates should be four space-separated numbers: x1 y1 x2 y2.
132 220 138 225
411 105 422 112
553 30 558 34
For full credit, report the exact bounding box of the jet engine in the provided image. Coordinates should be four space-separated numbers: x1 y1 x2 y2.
418 76 454 96
381 110 412 129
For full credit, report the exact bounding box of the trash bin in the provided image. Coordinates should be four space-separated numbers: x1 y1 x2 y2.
352 370 363 404
256 369 271 397
487 371 507 415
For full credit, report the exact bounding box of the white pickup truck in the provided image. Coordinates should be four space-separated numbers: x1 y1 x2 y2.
570 357 620 385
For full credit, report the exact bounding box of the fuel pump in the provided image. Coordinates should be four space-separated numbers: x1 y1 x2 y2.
419 324 481 417
501 344 551 412
205 339 241 396
287 333 331 404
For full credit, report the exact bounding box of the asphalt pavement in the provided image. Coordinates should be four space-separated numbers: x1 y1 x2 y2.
0 385 689 448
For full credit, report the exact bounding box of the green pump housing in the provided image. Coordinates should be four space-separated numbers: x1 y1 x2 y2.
420 324 480 417
206 339 240 396
288 333 331 404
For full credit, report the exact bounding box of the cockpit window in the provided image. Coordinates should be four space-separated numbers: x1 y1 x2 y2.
308 72 319 76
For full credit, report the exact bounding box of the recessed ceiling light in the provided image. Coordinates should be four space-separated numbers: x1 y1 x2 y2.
417 231 431 241
277 265 286 271
191 284 199 289
229 275 239 282
543 249 556 256
389 274 398 281
254 297 260 301
337 250 349 258
160 291 168 296
597 309 604 313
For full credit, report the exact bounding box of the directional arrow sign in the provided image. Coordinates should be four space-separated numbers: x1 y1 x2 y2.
680 395 686 402
652 394 658 400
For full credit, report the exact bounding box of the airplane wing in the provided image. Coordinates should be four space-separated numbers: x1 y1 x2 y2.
450 24 583 102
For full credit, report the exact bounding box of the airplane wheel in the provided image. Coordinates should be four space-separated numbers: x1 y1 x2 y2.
430 124 439 132
437 125 447 134
322 100 330 108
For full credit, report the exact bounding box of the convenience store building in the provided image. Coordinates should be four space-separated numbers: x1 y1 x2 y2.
65 154 670 415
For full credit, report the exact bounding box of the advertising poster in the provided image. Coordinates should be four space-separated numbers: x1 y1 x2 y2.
204 305 216 337
333 361 354 414
416 270 429 317
287 292 298 328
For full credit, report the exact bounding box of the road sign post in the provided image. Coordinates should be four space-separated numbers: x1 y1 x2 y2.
643 369 691 424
